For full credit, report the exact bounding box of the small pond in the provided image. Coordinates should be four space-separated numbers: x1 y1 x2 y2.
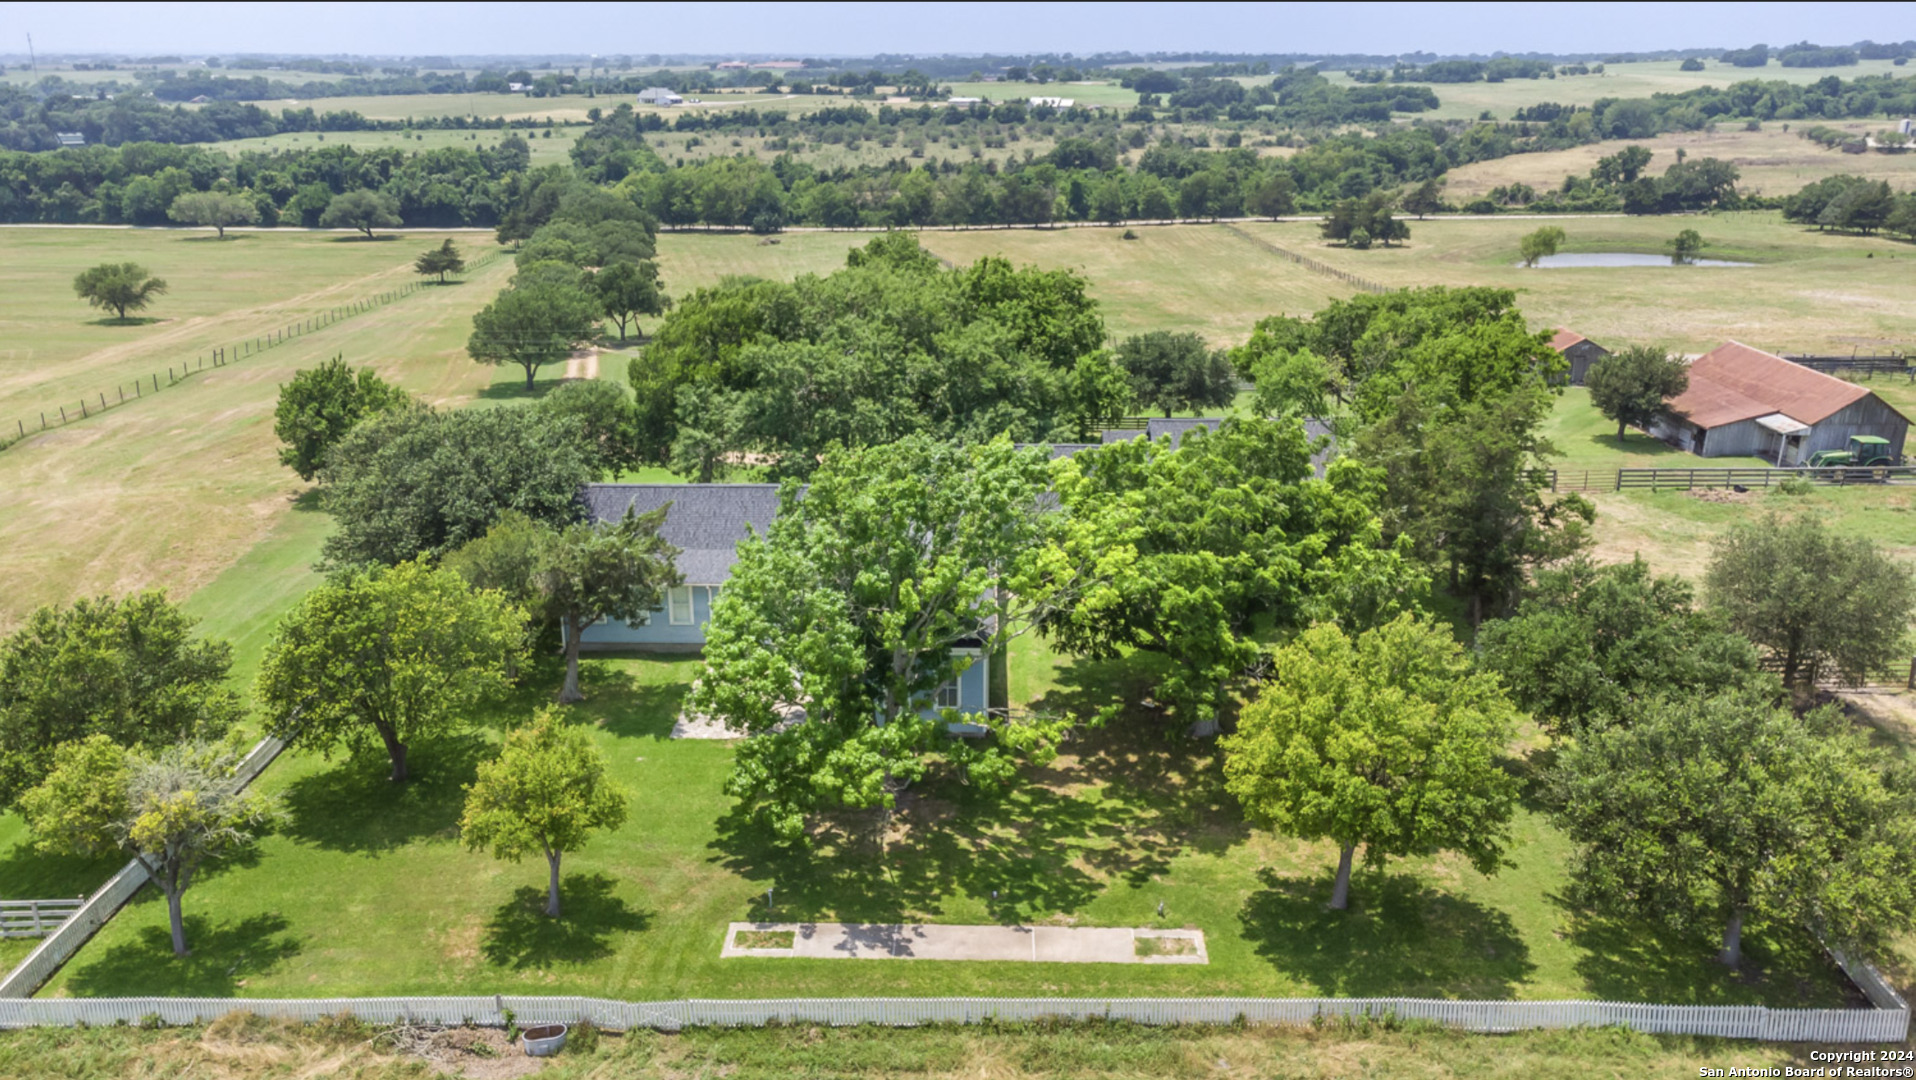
1520 253 1755 268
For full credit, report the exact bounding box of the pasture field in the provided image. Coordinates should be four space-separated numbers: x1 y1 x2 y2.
943 80 1141 107
1444 122 1916 202
32 646 1854 1006
0 228 513 634
1233 212 1914 355
1324 59 1915 122
0 226 489 437
204 126 579 166
0 1014 1821 1079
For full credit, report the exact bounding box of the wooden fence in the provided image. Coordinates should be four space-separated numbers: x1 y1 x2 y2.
0 993 1903 1042
1784 354 1911 378
0 251 500 453
0 900 83 939
1539 465 1916 493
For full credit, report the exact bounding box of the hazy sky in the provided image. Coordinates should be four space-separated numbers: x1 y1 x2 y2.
1 1 1906 58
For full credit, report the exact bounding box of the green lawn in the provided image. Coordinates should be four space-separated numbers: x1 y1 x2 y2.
37 644 1852 1006
1542 388 1769 474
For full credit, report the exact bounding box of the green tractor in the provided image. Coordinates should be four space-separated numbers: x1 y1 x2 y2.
1806 435 1899 470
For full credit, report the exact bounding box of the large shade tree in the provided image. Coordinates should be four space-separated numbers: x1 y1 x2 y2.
1554 693 1916 969
1584 345 1688 443
468 282 603 391
167 191 260 239
1479 557 1766 737
461 709 628 917
1705 513 1916 686
256 561 524 782
1043 418 1423 736
689 435 1088 845
20 736 281 956
72 262 167 321
272 355 413 481
539 507 682 702
316 404 596 567
1221 614 1522 910
0 593 242 807
1114 330 1239 418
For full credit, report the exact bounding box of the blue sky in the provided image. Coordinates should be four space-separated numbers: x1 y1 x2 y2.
0 1 1906 58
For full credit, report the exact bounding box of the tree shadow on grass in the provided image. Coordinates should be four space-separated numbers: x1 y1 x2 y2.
1563 908 1855 1007
278 737 488 854
1238 867 1535 999
65 912 300 996
84 316 163 327
328 234 399 242
480 873 651 970
710 721 1249 926
475 379 565 401
0 840 125 901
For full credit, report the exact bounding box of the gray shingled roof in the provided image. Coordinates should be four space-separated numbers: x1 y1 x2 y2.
1015 443 1101 460
581 484 782 584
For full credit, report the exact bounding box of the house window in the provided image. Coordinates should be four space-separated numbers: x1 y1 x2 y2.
667 586 695 625
935 677 960 710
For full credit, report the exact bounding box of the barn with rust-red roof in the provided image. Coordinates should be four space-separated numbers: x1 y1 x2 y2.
1647 341 1909 464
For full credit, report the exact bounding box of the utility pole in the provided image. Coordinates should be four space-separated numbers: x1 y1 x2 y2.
26 33 38 81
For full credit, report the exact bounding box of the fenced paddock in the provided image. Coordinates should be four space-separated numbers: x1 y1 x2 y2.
0 994 1903 1042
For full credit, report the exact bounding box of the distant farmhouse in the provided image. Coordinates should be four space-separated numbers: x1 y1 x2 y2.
54 132 85 147
1549 328 1609 386
637 87 684 106
1649 341 1911 464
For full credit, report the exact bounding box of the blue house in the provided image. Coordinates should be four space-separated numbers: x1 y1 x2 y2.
572 484 994 724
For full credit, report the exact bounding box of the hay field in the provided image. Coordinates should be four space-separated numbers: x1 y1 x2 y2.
1233 212 1913 355
1324 59 1913 121
0 231 513 632
0 228 486 440
1444 123 1916 201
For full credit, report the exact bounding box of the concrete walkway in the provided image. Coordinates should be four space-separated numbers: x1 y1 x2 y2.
722 922 1207 965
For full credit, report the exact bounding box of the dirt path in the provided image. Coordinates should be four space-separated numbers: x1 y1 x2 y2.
563 346 600 380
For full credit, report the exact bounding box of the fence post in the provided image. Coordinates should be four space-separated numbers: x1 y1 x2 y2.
1907 658 1914 692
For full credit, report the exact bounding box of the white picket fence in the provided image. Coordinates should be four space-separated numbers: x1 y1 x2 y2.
0 736 287 999
0 994 1903 1042
0 900 83 939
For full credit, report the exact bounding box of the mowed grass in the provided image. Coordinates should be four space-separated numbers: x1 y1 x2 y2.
0 234 514 634
302 90 807 124
0 1016 1835 1079
1324 59 1914 122
1444 122 1916 202
1236 212 1913 354
38 644 1855 1006
0 227 489 433
205 127 578 166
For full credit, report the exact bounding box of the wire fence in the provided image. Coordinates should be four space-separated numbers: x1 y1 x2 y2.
1222 223 1389 293
0 993 1903 1042
0 250 501 453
